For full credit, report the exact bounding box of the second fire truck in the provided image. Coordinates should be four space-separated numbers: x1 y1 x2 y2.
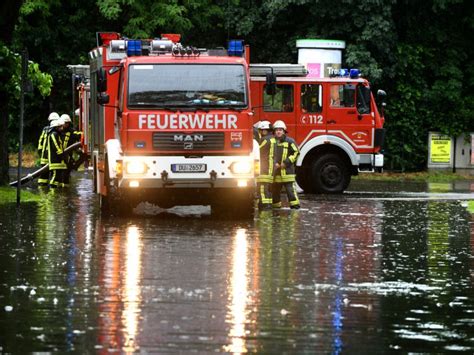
250 65 386 193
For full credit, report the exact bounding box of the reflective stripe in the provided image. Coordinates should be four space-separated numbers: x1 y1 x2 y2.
274 174 296 183
49 163 67 169
259 184 272 204
289 183 300 205
257 175 273 183
64 132 71 149
51 134 63 155
281 142 288 177
49 171 58 186
288 143 299 163
272 202 282 208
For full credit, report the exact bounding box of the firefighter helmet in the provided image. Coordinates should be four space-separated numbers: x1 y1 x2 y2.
259 120 271 130
61 114 72 123
273 120 287 131
48 112 60 121
50 118 65 128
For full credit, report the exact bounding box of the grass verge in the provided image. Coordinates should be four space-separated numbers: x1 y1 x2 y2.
467 201 474 214
0 187 41 203
9 145 39 168
354 171 474 182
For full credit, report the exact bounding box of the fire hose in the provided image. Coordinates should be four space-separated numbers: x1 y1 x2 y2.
9 142 83 187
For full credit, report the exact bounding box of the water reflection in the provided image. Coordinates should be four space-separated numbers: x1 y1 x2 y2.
224 228 249 353
0 175 473 353
97 224 143 353
122 226 143 352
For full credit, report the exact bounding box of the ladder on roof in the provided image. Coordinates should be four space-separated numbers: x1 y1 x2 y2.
249 63 308 77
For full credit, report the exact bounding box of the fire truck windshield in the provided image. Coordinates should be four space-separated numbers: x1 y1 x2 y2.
128 64 247 108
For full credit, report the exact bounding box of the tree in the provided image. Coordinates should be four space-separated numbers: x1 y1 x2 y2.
0 0 23 185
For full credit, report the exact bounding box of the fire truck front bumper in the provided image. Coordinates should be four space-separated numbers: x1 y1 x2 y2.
116 155 256 189
358 153 384 170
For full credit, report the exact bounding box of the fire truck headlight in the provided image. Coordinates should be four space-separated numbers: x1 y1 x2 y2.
237 179 248 187
230 160 252 175
125 160 148 175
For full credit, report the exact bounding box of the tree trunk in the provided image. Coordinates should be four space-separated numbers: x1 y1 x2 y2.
0 102 9 185
0 0 23 185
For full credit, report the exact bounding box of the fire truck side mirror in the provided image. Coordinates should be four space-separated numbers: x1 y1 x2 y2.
265 72 277 96
97 92 110 105
97 68 107 93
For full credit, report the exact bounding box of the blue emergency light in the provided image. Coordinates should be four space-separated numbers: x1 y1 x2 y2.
349 69 360 79
339 68 349 76
228 40 244 56
127 40 142 56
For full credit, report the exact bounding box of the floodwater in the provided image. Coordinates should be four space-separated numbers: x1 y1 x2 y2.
0 173 473 353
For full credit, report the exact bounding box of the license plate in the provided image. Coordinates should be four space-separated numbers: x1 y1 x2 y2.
171 163 207 173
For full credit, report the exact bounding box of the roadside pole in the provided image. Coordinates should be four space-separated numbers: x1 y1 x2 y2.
16 49 28 206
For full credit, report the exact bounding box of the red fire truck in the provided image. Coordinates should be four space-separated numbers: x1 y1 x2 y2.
250 65 386 193
87 33 255 215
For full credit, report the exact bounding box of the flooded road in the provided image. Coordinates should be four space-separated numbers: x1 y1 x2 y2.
1 173 473 353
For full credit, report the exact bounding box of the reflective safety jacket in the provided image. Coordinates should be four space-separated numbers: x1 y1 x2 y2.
48 130 67 170
257 135 276 183
37 125 50 165
63 127 82 150
274 135 299 183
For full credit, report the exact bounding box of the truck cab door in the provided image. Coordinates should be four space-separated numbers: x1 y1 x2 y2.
326 83 374 151
297 83 326 144
260 83 296 137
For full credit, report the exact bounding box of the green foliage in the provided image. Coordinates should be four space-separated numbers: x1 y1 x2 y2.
1 43 53 150
7 49 53 99
98 0 193 37
467 201 474 214
2 0 472 173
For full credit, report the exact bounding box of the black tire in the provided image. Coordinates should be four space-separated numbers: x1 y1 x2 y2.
296 167 311 193
99 159 111 214
92 157 97 193
311 153 351 194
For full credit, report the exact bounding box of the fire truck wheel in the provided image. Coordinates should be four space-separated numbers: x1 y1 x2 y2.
93 157 97 193
99 193 110 212
311 153 350 194
99 160 111 214
296 168 311 193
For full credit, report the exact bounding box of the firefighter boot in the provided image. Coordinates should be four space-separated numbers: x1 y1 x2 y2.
286 182 300 209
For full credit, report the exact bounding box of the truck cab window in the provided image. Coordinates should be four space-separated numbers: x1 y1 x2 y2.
330 84 355 108
301 84 322 113
356 85 371 114
263 84 294 112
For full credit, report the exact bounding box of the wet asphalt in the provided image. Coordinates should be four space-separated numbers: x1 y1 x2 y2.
0 173 473 353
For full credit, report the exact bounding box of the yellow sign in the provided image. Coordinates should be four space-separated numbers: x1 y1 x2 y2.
430 135 451 164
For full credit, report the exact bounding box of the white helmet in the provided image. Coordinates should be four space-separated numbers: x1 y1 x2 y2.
50 117 65 128
259 120 271 130
61 114 72 123
48 112 60 121
273 120 287 131
253 121 261 129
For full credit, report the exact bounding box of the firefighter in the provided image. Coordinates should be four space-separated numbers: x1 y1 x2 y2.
258 120 271 143
272 120 300 209
257 121 276 210
37 112 60 186
48 117 67 188
61 114 83 187
253 121 261 142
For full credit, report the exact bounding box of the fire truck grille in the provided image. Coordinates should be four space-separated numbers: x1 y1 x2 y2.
152 132 225 151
